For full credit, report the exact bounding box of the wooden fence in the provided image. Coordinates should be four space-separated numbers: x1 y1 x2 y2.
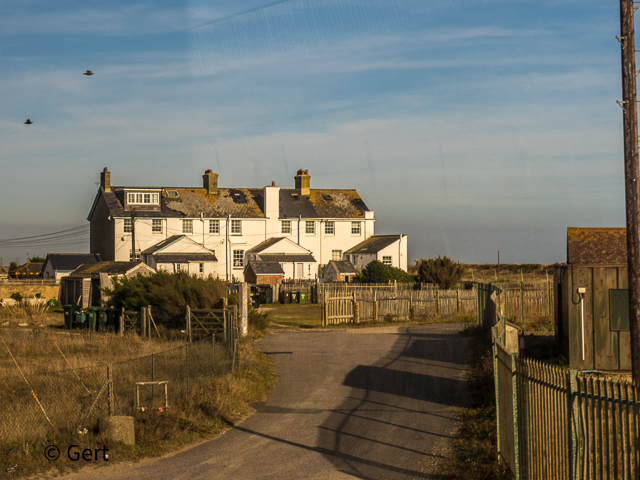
322 289 477 325
493 320 640 479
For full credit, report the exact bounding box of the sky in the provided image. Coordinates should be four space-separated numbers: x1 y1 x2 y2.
0 0 628 266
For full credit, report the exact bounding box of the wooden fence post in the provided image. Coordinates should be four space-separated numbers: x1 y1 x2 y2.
436 290 440 314
119 308 125 336
186 305 192 343
141 307 147 338
321 301 326 326
107 363 113 417
520 281 525 323
510 352 520 480
569 370 580 480
456 290 460 313
373 291 378 322
409 291 414 319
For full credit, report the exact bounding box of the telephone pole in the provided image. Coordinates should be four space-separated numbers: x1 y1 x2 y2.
619 0 640 390
130 208 136 262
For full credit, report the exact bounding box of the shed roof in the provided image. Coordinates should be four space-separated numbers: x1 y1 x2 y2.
255 253 316 263
329 260 356 274
246 262 285 275
567 227 627 264
345 235 402 255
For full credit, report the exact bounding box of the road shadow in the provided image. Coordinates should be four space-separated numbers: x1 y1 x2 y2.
317 325 470 479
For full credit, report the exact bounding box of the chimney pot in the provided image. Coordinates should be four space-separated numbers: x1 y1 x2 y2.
272 181 276 186
205 169 212 174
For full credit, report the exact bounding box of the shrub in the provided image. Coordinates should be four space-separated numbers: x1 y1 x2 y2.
104 271 228 325
418 256 465 289
10 292 23 303
356 261 415 283
249 309 270 333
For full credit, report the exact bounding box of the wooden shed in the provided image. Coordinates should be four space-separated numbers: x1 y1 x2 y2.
553 227 630 372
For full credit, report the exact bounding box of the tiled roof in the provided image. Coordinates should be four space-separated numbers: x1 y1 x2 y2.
152 254 217 263
246 237 289 254
330 260 356 274
44 253 101 272
14 262 44 275
566 227 627 264
141 235 184 255
91 186 369 220
345 235 401 255
246 262 285 275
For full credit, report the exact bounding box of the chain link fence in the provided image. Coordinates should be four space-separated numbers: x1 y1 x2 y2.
0 327 238 442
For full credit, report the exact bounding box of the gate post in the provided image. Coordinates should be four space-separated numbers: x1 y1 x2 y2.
569 370 581 480
321 301 326 326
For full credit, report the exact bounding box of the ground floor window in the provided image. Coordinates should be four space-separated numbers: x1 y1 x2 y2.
382 256 392 265
233 250 244 268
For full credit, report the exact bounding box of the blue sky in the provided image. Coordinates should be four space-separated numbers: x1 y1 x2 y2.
0 0 627 265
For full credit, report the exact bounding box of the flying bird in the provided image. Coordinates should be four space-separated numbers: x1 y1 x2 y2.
24 119 33 125
83 70 94 76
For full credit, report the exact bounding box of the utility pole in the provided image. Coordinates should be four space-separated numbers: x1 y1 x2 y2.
131 208 136 262
619 0 640 390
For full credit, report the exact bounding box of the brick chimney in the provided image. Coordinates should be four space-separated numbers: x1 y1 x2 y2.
294 169 310 196
100 167 111 192
203 169 219 195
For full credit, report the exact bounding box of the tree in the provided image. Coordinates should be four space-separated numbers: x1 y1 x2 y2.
8 262 17 272
356 260 415 283
28 256 46 263
418 256 465 289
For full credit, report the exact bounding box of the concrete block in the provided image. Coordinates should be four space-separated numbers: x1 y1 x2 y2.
99 416 135 445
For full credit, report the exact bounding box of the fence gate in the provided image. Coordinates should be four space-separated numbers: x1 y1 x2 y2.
325 295 354 325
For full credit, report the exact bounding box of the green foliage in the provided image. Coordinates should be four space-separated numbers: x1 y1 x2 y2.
10 292 22 303
355 260 415 283
418 256 465 289
104 271 228 324
28 256 46 263
8 262 18 272
249 308 270 333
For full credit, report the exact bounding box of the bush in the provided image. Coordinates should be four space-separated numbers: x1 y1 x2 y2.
249 309 270 333
356 261 415 283
104 271 228 325
10 292 22 303
418 256 465 289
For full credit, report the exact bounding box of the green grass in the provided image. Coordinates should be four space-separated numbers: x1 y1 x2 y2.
259 304 322 329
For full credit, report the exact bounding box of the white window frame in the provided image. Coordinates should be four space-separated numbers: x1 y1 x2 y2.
351 221 361 235
332 250 342 261
182 219 193 234
152 219 162 234
382 256 392 266
325 221 335 235
233 250 244 268
305 221 315 235
199 263 204 274
281 220 291 234
127 192 159 205
124 218 132 233
231 220 242 235
209 220 220 234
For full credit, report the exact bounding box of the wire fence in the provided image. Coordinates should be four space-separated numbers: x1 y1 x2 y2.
0 334 238 442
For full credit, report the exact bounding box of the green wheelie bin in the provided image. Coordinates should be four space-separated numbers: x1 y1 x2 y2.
299 290 307 305
63 305 81 329
96 307 109 333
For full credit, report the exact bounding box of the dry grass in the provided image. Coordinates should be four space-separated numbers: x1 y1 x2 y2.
0 325 186 379
461 263 552 284
0 331 276 480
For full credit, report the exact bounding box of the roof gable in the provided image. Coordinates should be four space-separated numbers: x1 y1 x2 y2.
141 235 213 255
247 237 312 255
70 261 154 276
345 235 401 255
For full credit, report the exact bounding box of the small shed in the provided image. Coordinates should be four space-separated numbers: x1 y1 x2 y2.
322 260 357 283
60 261 155 308
554 227 630 371
244 262 285 285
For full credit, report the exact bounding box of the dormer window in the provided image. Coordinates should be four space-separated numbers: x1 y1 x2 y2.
127 192 159 205
165 190 179 198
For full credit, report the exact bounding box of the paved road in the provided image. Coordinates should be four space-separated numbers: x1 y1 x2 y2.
63 323 470 479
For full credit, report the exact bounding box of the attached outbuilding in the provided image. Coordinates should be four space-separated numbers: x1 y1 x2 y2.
553 227 630 372
140 235 217 277
245 237 317 280
344 234 408 272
